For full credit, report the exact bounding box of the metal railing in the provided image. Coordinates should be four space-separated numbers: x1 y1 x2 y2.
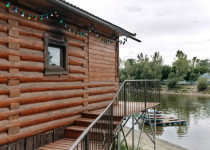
69 80 160 150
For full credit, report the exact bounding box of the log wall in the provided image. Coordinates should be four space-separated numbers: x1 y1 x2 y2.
0 1 118 146
89 33 118 82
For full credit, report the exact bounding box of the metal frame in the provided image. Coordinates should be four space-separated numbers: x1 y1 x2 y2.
69 80 160 150
116 106 157 150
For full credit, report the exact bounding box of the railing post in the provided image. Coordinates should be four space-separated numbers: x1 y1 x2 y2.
144 81 147 109
124 82 127 116
117 127 121 150
132 115 134 150
154 107 156 150
159 81 160 104
85 132 89 150
111 104 113 147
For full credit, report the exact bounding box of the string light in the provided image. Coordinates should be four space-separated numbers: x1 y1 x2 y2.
34 15 37 21
54 9 57 14
14 7 17 13
4 1 126 45
21 11 24 17
6 2 10 8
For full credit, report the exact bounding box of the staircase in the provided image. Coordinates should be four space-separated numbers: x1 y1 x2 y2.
37 80 160 150
38 108 119 150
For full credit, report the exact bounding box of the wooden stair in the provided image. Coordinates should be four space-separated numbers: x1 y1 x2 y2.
38 109 111 149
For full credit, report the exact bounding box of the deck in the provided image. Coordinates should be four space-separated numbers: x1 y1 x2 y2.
37 102 159 150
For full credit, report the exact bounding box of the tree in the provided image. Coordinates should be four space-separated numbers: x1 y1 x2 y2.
172 50 190 81
167 50 190 88
161 65 171 80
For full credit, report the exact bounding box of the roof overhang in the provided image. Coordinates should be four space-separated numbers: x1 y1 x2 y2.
46 0 141 43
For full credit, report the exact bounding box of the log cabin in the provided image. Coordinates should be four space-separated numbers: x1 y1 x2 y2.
0 0 151 150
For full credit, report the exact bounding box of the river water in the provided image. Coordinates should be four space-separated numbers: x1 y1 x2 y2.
149 93 210 150
126 93 210 149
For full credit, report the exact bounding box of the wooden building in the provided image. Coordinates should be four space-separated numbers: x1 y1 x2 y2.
0 0 140 149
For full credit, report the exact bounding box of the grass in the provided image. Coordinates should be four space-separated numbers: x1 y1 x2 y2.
202 92 206 94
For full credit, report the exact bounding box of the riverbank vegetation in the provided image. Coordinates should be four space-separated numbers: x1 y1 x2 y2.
120 50 210 91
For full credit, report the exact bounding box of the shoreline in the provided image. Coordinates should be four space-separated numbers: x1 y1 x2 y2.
123 126 188 150
160 91 210 97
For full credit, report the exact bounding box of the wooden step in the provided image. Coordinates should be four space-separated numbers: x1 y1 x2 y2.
65 126 87 138
82 112 99 119
37 138 76 150
83 112 123 122
75 118 119 129
75 118 95 127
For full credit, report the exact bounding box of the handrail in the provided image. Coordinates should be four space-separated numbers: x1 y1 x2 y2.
69 80 160 150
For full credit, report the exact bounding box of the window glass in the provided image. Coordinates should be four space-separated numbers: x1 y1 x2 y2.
48 46 61 66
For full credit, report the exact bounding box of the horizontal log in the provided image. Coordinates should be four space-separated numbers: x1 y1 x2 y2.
69 74 88 80
0 58 43 72
89 58 115 65
0 20 44 39
0 86 116 108
0 45 43 62
89 77 116 82
89 63 115 69
89 33 116 44
0 44 87 62
89 44 115 54
0 105 83 133
69 56 88 66
69 65 87 74
68 38 88 48
0 94 115 130
89 33 116 46
0 71 83 83
89 72 115 77
0 82 117 94
89 54 115 62
89 39 116 50
0 8 87 42
0 32 43 50
68 46 87 58
0 115 81 145
89 49 115 58
89 68 116 73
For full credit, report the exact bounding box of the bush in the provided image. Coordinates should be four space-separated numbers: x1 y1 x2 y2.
167 78 177 88
197 77 208 91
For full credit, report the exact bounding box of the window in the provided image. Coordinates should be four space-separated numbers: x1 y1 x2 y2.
44 33 68 76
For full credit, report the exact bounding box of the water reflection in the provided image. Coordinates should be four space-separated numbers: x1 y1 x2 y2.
152 94 210 150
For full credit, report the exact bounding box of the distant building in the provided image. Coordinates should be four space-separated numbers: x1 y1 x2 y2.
201 73 210 81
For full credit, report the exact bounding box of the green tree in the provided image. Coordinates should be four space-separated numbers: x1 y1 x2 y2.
161 65 171 80
172 50 190 81
167 50 190 88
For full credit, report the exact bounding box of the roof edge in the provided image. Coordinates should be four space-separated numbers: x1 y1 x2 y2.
46 0 141 42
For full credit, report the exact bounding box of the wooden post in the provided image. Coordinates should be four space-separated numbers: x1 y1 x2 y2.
7 19 21 137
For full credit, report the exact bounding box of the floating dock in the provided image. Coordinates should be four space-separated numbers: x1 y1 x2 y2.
146 118 186 126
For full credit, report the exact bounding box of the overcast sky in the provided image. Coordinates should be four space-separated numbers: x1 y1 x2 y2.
68 0 210 65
